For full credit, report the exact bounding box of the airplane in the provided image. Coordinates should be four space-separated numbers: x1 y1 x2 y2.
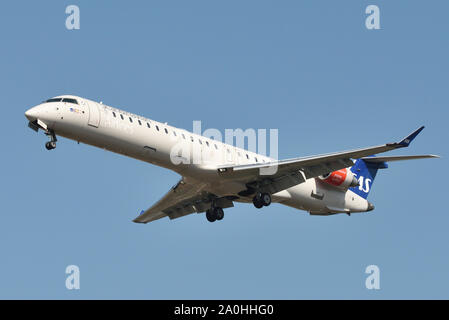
25 95 439 224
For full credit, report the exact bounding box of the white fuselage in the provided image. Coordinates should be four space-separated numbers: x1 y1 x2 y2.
25 95 371 215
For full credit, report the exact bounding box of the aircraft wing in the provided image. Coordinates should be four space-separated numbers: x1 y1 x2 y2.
133 178 233 224
217 126 428 195
134 126 433 223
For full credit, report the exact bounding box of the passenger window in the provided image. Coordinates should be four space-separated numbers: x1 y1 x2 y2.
156 125 159 131
246 154 249 159
182 133 186 139
147 122 150 128
173 131 177 136
255 157 258 162
112 112 116 118
190 136 194 142
214 144 218 150
164 128 168 134
138 120 142 125
120 114 124 120
206 141 209 147
199 140 202 145
129 117 133 123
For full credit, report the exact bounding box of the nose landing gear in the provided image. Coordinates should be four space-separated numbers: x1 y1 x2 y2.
45 130 57 150
45 141 56 150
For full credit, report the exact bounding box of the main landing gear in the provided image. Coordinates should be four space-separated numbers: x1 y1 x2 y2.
45 130 57 150
252 192 271 209
205 207 224 223
204 192 272 222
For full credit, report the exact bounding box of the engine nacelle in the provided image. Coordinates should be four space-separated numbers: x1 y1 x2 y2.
319 168 359 190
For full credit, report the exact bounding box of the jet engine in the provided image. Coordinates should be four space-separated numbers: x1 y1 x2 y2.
319 168 359 190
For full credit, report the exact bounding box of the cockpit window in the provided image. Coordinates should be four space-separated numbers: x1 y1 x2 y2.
62 98 78 104
45 98 62 103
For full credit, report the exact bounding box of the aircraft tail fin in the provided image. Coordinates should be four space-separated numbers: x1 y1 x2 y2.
349 158 386 199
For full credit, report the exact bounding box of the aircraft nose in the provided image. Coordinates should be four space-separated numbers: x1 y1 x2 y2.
25 106 42 121
367 202 375 211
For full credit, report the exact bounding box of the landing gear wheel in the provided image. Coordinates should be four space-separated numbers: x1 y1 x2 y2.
206 207 224 222
45 141 56 150
215 207 224 221
261 193 271 206
252 194 264 209
206 209 216 222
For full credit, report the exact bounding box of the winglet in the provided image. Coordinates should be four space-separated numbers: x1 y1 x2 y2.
397 126 425 147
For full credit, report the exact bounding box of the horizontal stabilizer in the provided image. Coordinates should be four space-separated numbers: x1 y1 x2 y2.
361 155 439 163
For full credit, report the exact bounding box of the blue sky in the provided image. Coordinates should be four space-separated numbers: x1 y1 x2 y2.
1 0 448 299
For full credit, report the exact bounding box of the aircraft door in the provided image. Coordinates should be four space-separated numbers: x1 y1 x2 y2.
86 101 100 128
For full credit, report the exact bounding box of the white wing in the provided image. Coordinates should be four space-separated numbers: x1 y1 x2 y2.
134 126 437 223
133 178 233 224
216 126 431 196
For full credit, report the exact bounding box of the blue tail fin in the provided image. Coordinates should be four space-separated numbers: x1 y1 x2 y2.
349 157 388 199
